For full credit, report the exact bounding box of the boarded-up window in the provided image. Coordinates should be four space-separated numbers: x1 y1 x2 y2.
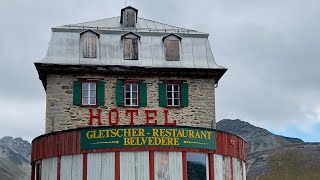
124 38 138 60
126 11 135 27
165 40 180 61
82 35 97 58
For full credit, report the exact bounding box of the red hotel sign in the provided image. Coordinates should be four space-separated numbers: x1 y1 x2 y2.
88 109 177 126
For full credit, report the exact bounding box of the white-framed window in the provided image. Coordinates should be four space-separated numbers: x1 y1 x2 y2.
124 83 139 106
166 84 180 106
82 81 97 105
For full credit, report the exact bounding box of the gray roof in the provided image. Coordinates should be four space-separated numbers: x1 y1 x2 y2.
38 16 227 71
54 16 205 35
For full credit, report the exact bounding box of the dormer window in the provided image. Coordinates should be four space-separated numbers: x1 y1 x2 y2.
163 34 182 61
120 6 138 27
122 32 140 60
80 30 100 58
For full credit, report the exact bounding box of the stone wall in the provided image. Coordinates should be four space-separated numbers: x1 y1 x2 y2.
45 72 216 133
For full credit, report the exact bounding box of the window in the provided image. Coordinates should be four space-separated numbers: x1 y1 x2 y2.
123 38 138 60
122 32 140 60
73 80 105 106
165 40 180 61
116 80 147 107
166 84 180 106
124 83 139 106
34 162 41 180
187 153 208 180
82 82 97 105
120 7 138 27
158 81 188 107
80 30 99 58
163 34 181 61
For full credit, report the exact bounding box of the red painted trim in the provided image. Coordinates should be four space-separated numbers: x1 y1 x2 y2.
115 152 120 180
57 156 61 180
82 153 87 180
31 162 35 180
39 160 42 180
31 126 246 162
80 80 98 106
209 153 214 180
149 151 154 180
182 152 187 180
230 157 234 180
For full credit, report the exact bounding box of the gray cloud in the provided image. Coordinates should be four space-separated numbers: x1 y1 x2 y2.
1 0 319 141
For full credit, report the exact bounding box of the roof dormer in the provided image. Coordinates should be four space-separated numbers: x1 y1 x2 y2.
120 6 138 27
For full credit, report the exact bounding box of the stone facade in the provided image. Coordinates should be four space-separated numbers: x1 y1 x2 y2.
45 72 216 133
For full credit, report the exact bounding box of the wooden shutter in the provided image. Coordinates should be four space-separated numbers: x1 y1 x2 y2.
82 35 97 58
165 40 180 61
124 38 138 60
139 82 147 107
127 11 134 27
97 80 105 106
181 82 189 107
158 83 166 107
116 80 123 106
73 80 81 105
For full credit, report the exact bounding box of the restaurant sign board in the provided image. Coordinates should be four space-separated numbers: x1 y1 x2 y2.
81 126 216 150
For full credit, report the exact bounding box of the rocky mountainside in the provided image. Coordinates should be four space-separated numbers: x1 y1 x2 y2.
217 119 320 180
0 136 31 180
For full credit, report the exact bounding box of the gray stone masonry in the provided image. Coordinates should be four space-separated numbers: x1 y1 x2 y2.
45 73 216 133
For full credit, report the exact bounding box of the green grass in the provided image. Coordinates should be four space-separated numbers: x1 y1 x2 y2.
259 149 320 180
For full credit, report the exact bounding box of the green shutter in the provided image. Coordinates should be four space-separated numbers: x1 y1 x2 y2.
181 82 189 107
140 82 147 107
116 80 123 106
73 80 81 105
158 83 166 107
97 80 105 106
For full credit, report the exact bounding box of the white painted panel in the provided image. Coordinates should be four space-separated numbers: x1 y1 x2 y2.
233 158 242 180
71 154 83 180
41 157 57 180
135 152 149 180
61 155 72 180
154 152 169 180
192 38 209 69
120 152 136 180
168 152 182 180
242 161 246 180
206 154 209 180
181 38 195 68
151 36 165 67
214 155 223 180
101 153 115 180
205 39 217 68
87 153 102 180
222 156 231 180
138 36 153 67
110 34 123 65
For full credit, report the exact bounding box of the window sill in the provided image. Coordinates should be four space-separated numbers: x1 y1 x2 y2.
165 106 183 109
80 105 99 108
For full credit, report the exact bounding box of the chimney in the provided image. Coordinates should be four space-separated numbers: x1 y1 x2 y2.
120 6 138 27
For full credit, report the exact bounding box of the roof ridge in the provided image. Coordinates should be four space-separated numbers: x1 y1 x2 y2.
61 16 120 27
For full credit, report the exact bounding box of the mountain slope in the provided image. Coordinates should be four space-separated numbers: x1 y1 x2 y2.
0 137 31 180
216 119 320 180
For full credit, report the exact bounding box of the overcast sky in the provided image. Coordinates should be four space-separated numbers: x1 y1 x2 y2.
0 0 319 142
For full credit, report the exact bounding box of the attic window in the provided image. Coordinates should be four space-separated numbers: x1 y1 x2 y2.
121 7 138 27
81 30 99 58
163 34 181 61
122 32 140 60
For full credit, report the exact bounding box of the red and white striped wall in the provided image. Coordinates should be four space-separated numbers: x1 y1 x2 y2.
31 128 246 180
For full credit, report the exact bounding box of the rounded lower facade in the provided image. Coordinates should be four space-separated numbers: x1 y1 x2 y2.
31 126 246 180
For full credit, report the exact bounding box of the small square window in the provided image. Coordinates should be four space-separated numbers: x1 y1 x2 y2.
124 83 139 106
165 40 180 61
81 82 97 106
166 84 180 106
124 38 138 60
